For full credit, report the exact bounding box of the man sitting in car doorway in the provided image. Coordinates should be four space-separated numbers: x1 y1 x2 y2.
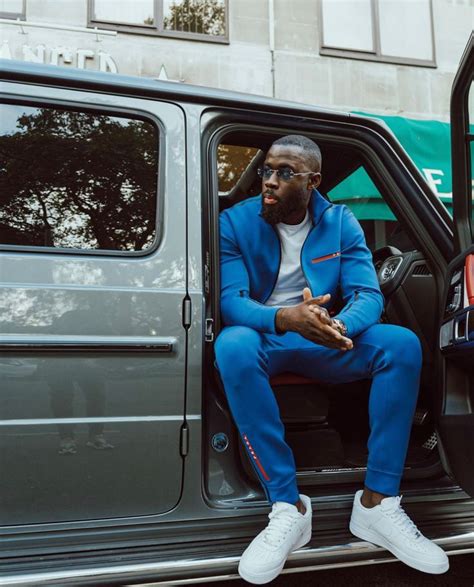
215 135 449 584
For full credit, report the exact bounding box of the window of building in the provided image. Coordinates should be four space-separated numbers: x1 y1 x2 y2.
320 0 435 66
90 0 228 43
0 103 159 253
0 0 25 19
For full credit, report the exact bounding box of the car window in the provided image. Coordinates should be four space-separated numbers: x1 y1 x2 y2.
0 103 159 253
217 144 259 194
328 165 415 252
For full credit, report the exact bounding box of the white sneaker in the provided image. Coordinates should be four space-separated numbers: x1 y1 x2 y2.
350 489 449 574
238 494 312 584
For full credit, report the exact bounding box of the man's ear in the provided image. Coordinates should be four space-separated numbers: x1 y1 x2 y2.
308 172 322 190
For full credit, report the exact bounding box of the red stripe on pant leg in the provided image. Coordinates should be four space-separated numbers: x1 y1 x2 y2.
243 434 271 481
254 456 271 481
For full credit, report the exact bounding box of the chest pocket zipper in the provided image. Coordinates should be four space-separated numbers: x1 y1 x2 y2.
311 252 341 264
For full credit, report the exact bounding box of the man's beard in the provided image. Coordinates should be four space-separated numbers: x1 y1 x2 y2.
261 189 307 225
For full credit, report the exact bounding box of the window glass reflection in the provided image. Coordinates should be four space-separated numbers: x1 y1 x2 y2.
1 0 24 14
0 104 159 252
217 144 260 194
94 0 154 25
163 0 226 36
91 0 227 37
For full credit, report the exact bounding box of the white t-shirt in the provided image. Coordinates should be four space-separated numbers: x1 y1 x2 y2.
265 210 312 307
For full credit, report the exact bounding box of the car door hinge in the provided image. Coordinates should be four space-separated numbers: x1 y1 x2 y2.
182 297 191 329
180 423 189 457
205 318 214 342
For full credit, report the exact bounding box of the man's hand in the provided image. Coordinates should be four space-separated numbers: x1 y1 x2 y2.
276 287 353 351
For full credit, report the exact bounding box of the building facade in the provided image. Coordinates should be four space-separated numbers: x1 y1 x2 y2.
1 0 472 122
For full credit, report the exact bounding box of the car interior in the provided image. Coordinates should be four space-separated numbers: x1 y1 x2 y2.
204 129 444 505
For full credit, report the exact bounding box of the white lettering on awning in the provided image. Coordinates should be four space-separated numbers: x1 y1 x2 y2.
422 168 452 198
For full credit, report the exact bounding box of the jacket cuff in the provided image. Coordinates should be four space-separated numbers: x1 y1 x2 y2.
266 306 280 334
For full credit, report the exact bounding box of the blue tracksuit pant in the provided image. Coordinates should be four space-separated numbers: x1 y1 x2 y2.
215 323 422 504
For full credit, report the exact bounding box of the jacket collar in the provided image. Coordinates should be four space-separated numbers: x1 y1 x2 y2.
308 189 332 225
258 189 332 226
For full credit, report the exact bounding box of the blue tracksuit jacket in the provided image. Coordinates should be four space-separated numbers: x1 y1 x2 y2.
219 189 384 337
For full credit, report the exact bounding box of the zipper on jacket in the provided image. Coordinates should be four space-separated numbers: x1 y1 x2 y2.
299 222 317 293
311 251 341 264
262 224 282 304
261 201 333 303
299 204 334 293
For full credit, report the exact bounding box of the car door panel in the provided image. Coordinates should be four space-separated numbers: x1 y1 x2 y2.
436 33 474 497
438 246 474 496
0 83 187 525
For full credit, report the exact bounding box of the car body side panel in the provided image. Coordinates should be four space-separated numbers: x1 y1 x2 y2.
0 83 188 524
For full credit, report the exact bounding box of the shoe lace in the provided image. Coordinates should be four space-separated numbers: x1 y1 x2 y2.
386 497 423 541
263 507 300 547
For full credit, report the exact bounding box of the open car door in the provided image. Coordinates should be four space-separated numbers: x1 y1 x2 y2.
437 32 474 496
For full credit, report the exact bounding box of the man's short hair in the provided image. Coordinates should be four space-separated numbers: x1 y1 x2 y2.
271 135 322 172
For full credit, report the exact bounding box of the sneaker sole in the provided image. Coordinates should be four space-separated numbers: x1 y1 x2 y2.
238 526 311 585
349 519 449 575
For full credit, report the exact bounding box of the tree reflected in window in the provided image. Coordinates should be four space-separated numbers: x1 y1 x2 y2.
0 106 159 252
164 0 226 36
90 0 227 40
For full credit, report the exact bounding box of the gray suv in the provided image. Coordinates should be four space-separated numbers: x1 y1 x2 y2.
0 32 473 586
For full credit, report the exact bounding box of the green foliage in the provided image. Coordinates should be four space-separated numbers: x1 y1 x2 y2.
0 107 158 251
217 145 259 193
163 0 225 36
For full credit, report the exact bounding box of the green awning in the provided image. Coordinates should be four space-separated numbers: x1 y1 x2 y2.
328 112 467 221
329 166 397 221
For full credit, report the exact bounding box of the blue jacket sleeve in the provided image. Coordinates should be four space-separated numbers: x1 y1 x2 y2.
219 211 279 334
333 207 384 338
